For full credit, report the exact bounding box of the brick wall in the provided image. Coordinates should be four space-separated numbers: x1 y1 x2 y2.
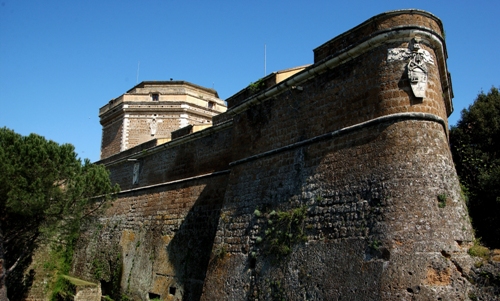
228 42 447 163
73 122 233 299
101 117 123 159
313 10 444 63
202 10 472 301
72 9 474 301
106 123 232 191
72 173 229 301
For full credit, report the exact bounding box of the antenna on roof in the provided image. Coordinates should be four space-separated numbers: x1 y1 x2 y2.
136 61 140 84
264 44 267 76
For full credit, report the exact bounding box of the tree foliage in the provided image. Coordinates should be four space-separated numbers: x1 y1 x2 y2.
450 87 500 248
0 127 119 300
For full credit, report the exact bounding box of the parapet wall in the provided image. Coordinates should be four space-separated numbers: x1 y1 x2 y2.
73 9 475 301
104 121 233 191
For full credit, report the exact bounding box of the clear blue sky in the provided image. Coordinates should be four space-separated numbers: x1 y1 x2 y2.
1 0 498 162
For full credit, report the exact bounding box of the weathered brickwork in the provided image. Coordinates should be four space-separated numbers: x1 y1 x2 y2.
313 11 444 63
226 65 309 109
228 41 448 164
101 117 123 158
73 174 228 300
72 9 477 301
105 123 232 191
203 120 472 300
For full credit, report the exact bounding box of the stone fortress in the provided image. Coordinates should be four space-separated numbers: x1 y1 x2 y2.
73 9 477 301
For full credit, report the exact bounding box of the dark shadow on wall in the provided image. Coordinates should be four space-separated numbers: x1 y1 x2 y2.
166 174 228 301
4 213 38 301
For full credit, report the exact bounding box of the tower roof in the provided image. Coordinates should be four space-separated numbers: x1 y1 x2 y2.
126 80 219 98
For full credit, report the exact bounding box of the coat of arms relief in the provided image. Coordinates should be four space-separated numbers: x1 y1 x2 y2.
387 37 434 98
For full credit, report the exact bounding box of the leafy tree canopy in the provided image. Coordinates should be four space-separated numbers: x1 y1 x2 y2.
450 86 500 248
0 127 119 300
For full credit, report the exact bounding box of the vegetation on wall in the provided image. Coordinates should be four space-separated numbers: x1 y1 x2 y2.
450 87 500 248
253 205 308 259
248 78 266 93
0 127 119 300
42 232 79 301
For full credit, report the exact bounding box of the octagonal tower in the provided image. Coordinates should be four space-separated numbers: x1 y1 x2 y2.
99 81 226 159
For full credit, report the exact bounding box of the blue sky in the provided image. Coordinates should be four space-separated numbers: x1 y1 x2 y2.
1 0 498 162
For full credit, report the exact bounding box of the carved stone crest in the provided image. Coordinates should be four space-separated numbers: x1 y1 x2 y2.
407 37 428 98
387 37 434 98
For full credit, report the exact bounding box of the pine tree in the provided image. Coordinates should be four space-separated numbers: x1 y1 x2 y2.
0 128 119 300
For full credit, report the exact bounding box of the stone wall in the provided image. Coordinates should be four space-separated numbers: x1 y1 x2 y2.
74 285 101 301
105 122 232 191
101 117 123 159
73 173 229 300
72 9 476 301
73 121 233 300
125 115 180 147
199 10 470 300
203 119 472 300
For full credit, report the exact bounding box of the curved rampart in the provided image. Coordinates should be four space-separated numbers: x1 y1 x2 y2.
202 9 473 300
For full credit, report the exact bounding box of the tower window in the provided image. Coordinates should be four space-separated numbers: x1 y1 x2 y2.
208 101 215 109
151 93 159 101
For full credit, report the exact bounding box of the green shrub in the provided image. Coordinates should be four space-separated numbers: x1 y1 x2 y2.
468 239 490 263
469 244 490 260
263 206 308 257
437 194 447 208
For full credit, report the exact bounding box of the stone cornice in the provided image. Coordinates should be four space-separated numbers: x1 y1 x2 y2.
99 81 225 117
126 80 219 97
116 170 231 196
99 101 222 125
229 112 447 167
